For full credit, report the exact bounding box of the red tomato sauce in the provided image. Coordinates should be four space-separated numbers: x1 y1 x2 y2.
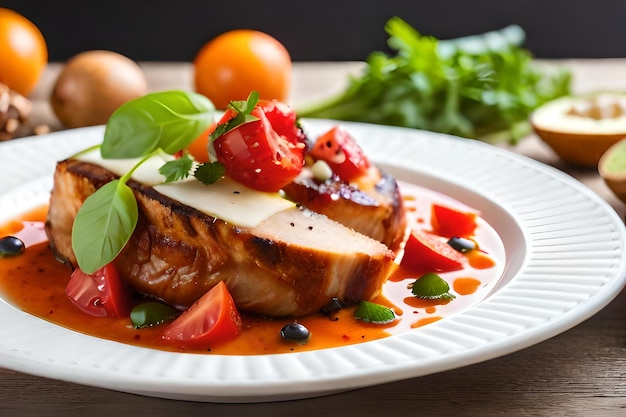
0 183 505 355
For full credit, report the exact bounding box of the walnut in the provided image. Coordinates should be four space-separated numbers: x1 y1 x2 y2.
0 83 32 141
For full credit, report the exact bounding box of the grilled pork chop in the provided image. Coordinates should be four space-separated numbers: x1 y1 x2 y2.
46 159 397 317
282 167 406 251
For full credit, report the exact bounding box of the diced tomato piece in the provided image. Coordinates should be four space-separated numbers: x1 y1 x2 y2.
65 264 132 318
309 126 371 182
431 203 479 238
213 102 305 192
162 281 242 348
258 99 308 149
400 229 466 273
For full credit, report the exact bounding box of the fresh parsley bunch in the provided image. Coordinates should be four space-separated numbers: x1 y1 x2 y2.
297 17 571 143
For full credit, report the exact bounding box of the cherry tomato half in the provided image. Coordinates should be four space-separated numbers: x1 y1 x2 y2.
162 281 242 348
400 229 466 273
431 203 479 238
65 263 131 318
309 126 371 182
213 101 305 192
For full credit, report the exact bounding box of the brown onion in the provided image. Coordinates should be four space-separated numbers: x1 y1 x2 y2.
51 50 148 128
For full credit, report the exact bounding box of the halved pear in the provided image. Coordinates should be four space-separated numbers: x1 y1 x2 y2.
531 93 626 167
599 138 626 204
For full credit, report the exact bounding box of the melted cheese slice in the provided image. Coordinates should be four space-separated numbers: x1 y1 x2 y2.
76 149 295 228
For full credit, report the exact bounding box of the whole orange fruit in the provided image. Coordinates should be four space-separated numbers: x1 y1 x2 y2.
0 8 47 96
194 29 291 109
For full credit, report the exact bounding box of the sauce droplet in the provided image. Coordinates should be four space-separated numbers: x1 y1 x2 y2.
453 277 482 296
468 250 496 269
411 316 442 328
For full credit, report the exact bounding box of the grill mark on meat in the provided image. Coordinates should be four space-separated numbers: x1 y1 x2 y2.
46 159 397 317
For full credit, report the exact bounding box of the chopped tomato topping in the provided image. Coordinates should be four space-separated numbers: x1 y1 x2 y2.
258 99 308 148
212 100 306 192
309 126 371 182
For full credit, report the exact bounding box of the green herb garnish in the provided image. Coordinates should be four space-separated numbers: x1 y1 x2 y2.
71 177 138 274
194 161 226 185
354 300 396 324
102 90 215 158
297 17 571 144
72 90 215 274
409 272 456 301
209 91 259 142
130 301 181 329
159 154 195 183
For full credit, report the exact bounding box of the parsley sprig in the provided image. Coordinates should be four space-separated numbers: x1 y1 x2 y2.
297 17 571 143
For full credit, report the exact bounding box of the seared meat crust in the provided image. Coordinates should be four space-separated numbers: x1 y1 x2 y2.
46 159 396 317
282 169 407 251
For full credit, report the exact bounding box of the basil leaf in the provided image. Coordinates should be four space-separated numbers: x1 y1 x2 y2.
354 300 396 324
71 179 138 274
101 90 215 158
409 272 456 301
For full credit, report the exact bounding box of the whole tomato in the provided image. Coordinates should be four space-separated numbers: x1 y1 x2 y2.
194 29 292 110
0 8 47 96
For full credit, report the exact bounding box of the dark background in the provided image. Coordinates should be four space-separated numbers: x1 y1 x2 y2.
3 0 626 62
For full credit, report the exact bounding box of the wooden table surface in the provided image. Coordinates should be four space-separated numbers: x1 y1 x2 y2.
2 60 626 417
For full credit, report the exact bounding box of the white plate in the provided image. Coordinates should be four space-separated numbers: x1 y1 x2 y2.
1 121 625 403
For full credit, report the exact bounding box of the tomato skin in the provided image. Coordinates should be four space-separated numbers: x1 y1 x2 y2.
0 8 47 96
194 29 291 110
400 229 465 273
213 102 305 192
431 204 479 238
65 264 131 318
162 281 242 348
309 126 371 182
